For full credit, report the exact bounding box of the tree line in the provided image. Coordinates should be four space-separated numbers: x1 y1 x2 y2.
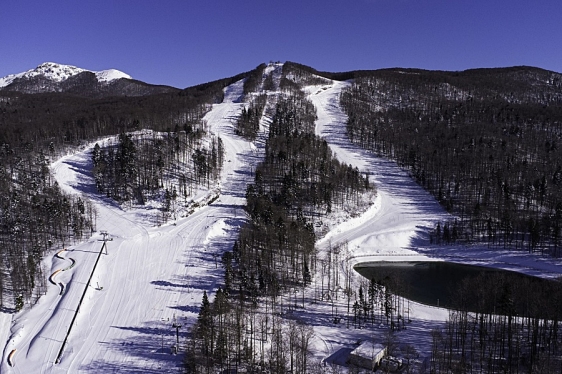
340 67 562 256
431 272 562 373
92 125 224 222
235 94 267 140
238 88 372 299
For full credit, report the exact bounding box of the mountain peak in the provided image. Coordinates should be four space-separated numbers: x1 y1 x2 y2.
0 62 132 88
95 68 132 82
32 62 86 82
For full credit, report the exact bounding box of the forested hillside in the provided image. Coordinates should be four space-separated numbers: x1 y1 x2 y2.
0 65 265 309
3 61 562 373
0 146 95 308
340 67 562 256
185 65 374 373
91 127 225 224
0 71 178 98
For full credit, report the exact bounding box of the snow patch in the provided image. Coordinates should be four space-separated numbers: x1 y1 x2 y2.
95 69 132 82
264 62 282 76
203 219 228 245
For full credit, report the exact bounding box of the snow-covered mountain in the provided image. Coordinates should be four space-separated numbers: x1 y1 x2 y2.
0 62 131 87
0 62 177 97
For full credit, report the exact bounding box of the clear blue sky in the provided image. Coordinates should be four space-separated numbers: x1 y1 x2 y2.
1 0 561 88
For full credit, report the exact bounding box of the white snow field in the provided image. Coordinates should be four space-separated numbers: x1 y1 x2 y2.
2 66 562 373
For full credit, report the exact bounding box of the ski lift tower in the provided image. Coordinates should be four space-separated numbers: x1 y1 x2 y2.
172 314 182 345
99 231 113 254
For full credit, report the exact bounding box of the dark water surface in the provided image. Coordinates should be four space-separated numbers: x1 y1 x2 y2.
354 261 556 313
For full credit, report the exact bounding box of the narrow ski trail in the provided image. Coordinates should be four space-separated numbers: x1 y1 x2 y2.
306 81 449 263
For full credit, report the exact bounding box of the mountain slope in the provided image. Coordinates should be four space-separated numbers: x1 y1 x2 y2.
0 62 178 97
0 62 129 87
0 77 254 373
1 62 562 373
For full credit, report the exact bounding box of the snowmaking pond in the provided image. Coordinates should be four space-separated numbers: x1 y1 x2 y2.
354 261 558 314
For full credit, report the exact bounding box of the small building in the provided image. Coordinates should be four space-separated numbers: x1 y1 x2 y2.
348 342 387 371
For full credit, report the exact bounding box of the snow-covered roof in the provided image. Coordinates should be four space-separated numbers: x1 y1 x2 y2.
351 341 386 358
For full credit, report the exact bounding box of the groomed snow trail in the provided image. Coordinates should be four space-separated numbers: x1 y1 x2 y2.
0 74 268 373
306 81 449 264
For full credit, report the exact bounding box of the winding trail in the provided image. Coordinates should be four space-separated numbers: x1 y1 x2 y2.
3 246 82 371
0 66 279 373
307 81 448 264
49 250 76 295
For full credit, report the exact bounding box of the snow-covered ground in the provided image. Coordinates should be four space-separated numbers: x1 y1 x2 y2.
304 80 562 366
0 73 261 373
307 81 562 279
1 67 562 373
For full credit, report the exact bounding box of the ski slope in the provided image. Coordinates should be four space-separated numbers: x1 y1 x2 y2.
2 65 562 373
307 81 449 264
0 72 265 373
306 81 562 279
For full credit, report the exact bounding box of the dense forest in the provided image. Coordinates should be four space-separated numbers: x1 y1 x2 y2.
340 67 562 256
235 94 267 140
92 126 224 224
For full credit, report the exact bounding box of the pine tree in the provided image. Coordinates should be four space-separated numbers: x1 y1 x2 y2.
197 291 214 357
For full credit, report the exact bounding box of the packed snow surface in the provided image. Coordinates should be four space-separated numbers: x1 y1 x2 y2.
1 66 561 373
0 62 131 87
